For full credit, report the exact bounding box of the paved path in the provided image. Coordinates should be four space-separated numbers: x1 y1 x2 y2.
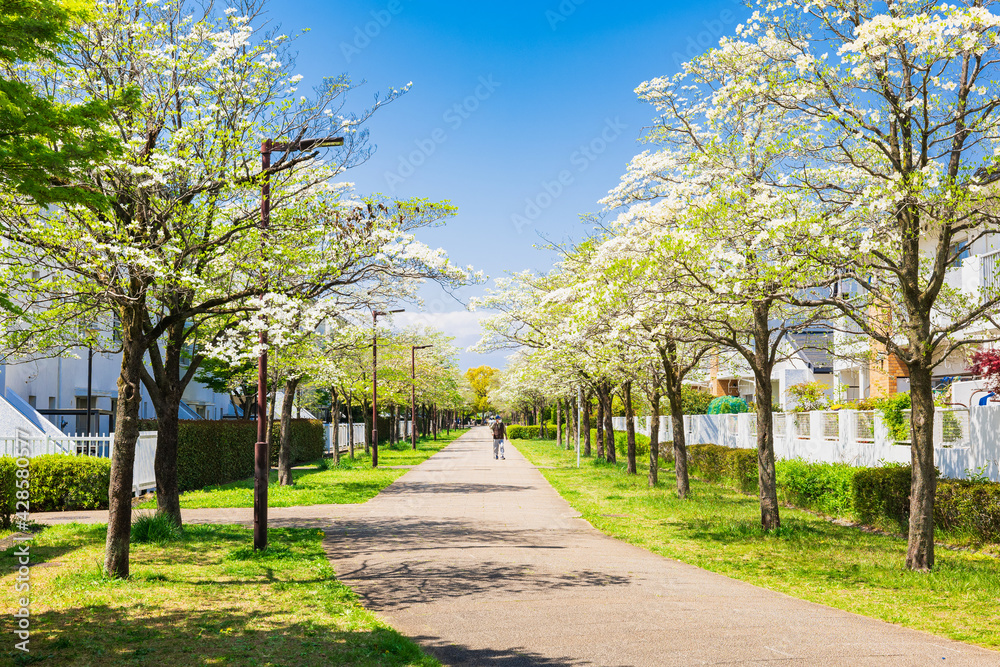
323 427 1000 666
32 428 1000 665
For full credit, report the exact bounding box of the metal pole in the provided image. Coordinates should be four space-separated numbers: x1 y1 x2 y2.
254 139 271 552
86 347 93 436
577 386 581 468
411 346 417 450
372 312 378 468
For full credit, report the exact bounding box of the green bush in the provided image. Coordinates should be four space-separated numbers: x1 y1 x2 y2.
139 419 255 492
269 419 325 466
726 448 758 493
507 425 554 440
687 443 732 482
776 458 855 516
27 455 112 511
686 444 757 491
0 457 16 528
707 396 749 415
935 479 1000 544
613 431 651 459
131 512 182 544
682 387 715 415
851 464 912 530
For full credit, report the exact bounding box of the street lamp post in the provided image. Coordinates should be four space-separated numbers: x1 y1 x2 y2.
411 344 431 450
371 308 403 468
254 134 343 552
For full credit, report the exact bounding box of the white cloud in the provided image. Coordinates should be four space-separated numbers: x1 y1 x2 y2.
391 310 486 344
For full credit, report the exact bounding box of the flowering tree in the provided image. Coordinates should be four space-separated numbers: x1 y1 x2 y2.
697 0 1000 570
0 0 470 577
602 60 831 528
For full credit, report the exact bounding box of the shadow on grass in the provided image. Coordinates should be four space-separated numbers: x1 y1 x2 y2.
5 606 436 667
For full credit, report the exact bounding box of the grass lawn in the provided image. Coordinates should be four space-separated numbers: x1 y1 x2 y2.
136 430 467 510
1 523 439 666
513 437 1000 650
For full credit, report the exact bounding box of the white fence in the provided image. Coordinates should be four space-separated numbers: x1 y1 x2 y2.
0 431 158 494
615 404 1000 482
324 423 368 454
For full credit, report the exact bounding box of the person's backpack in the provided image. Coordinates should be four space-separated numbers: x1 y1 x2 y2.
491 421 504 439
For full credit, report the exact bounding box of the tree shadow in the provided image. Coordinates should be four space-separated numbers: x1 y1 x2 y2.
324 518 629 610
6 604 436 667
413 635 621 666
378 482 535 495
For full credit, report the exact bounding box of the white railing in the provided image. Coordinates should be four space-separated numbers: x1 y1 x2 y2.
0 431 157 494
324 423 368 455
642 405 997 481
855 411 876 443
981 248 1000 301
822 412 839 441
794 414 811 440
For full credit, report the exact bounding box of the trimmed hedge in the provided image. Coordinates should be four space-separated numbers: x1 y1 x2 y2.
0 455 111 519
687 443 757 492
776 458 855 517
0 457 17 528
937 480 1000 543
507 425 554 439
851 464 913 530
684 444 1000 545
269 419 325 467
140 419 255 492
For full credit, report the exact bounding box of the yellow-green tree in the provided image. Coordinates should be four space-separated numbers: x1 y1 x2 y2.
464 365 498 415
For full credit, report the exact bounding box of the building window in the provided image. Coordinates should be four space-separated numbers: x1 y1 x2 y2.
48 396 55 410
949 239 970 268
28 395 36 408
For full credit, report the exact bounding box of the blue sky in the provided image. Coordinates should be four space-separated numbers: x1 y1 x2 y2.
271 0 751 369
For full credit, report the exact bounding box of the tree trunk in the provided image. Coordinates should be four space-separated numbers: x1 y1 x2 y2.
151 391 182 525
556 400 562 448
347 391 355 459
648 388 661 487
753 302 780 531
906 364 936 570
278 376 301 486
332 389 341 465
595 392 604 458
624 381 636 474
105 300 146 579
602 384 617 463
433 404 438 440
667 377 689 498
362 397 371 455
583 391 592 457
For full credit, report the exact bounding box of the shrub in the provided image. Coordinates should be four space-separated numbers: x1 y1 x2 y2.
707 396 749 415
776 458 855 516
507 425 554 440
873 392 911 443
0 457 16 528
613 431 651 459
269 419 325 466
850 464 912 530
139 419 255 492
935 479 1000 544
131 512 182 544
686 443 731 481
681 387 714 415
726 448 758 493
29 455 112 511
787 382 830 412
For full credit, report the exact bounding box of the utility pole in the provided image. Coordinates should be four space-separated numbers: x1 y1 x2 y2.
254 134 343 552
411 344 431 449
371 308 403 467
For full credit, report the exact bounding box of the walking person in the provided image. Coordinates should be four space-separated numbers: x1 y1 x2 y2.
491 415 506 460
